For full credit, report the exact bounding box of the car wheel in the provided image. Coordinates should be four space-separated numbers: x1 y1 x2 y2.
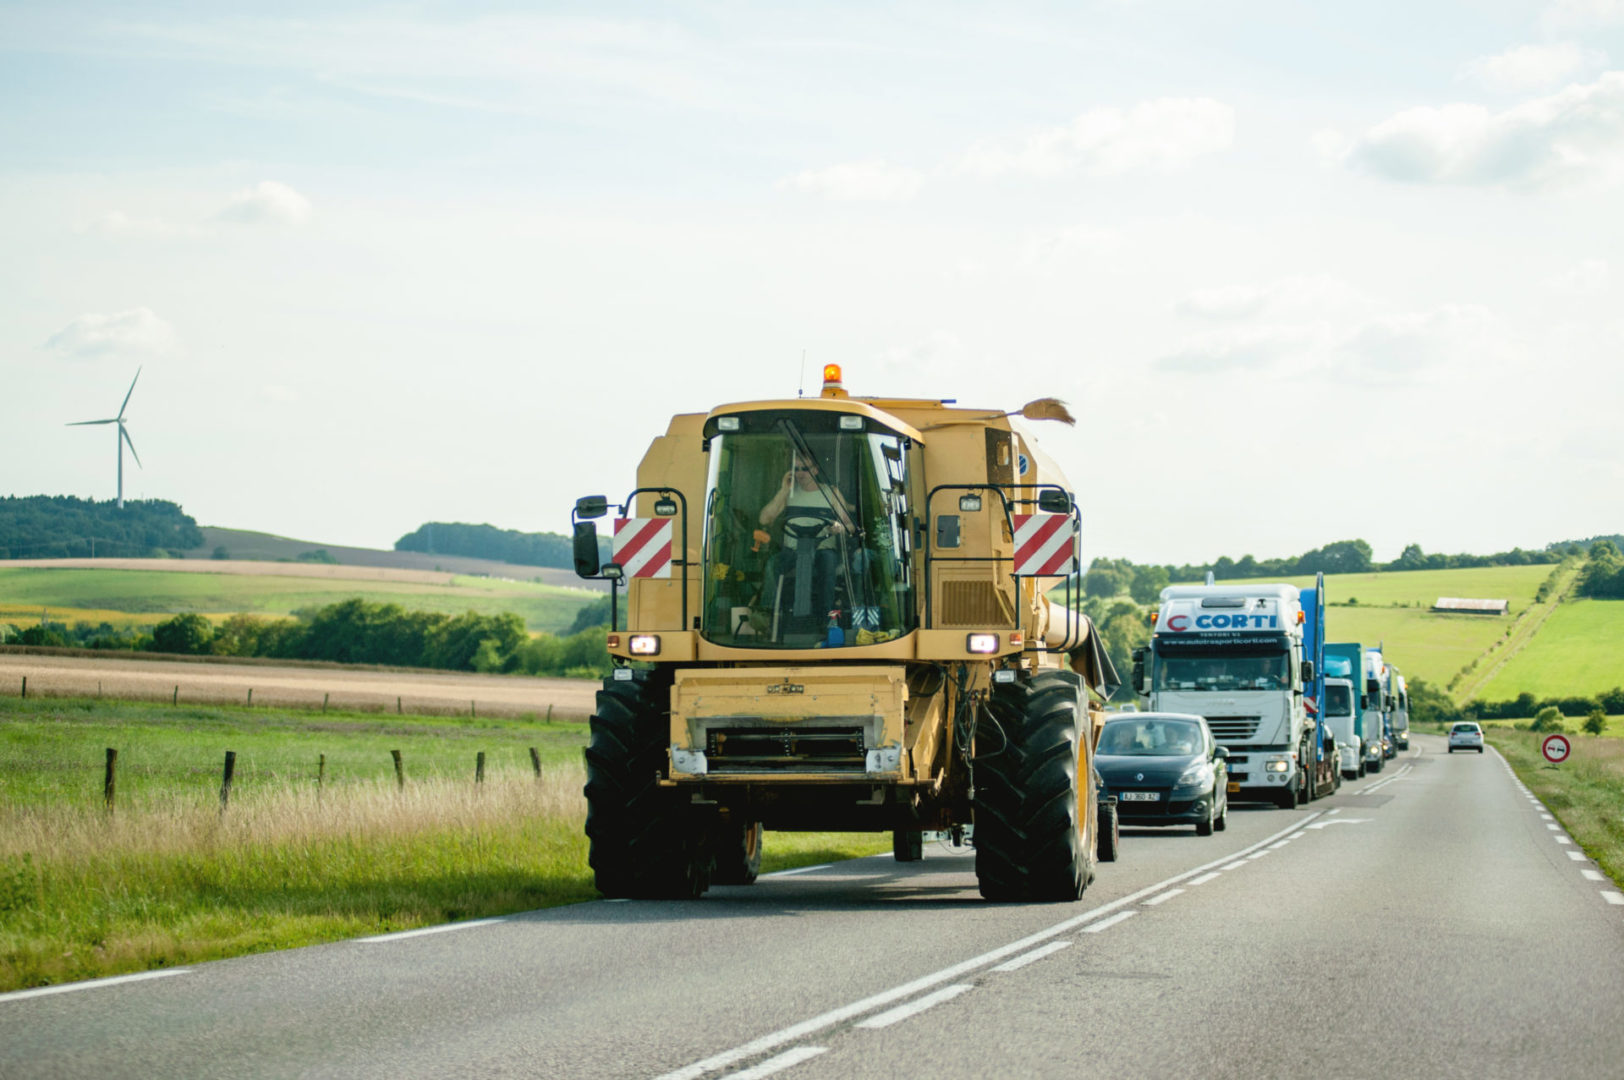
1196 795 1214 836
1447 747 1453 753
1477 747 1484 754
1214 791 1227 832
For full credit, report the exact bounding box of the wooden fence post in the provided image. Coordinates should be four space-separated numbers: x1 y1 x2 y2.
322 692 329 713
104 747 118 812
246 688 253 706
471 700 476 718
397 696 403 715
20 676 25 699
317 753 326 800
172 685 179 706
391 749 404 791
475 751 486 785
546 704 553 723
529 747 541 778
220 750 237 811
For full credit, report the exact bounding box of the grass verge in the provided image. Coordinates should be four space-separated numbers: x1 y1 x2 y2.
0 697 888 992
1481 727 1624 887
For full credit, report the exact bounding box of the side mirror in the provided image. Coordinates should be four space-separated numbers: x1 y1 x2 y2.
1036 489 1072 515
572 522 602 578
1213 746 1230 761
1301 660 1315 684
1131 658 1145 693
575 495 610 520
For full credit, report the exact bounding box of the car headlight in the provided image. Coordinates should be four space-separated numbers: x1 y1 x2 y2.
1175 763 1212 790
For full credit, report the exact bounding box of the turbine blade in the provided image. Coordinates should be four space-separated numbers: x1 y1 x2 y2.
67 419 117 426
121 424 142 468
117 366 141 420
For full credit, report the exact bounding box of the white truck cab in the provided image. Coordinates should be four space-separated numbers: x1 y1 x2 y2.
1324 677 1360 777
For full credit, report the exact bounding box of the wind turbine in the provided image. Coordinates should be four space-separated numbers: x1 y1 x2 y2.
67 367 143 509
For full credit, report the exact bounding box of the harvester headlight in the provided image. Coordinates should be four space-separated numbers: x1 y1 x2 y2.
959 494 983 512
601 563 624 580
653 497 678 517
993 669 1017 684
838 414 864 431
716 416 741 432
628 634 661 656
967 633 999 654
612 667 634 682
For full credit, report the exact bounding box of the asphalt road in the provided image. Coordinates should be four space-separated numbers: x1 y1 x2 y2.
4 734 1622 1079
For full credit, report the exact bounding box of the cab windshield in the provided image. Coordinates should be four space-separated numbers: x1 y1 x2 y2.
1154 650 1291 691
1326 684 1354 717
701 409 916 649
1099 719 1204 757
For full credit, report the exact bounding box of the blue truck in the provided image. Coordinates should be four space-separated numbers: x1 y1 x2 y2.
1323 643 1381 777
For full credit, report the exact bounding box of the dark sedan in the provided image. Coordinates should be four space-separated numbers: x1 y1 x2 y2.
1095 712 1229 836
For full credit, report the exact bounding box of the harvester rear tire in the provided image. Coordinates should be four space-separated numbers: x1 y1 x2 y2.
973 670 1092 902
583 670 712 899
712 820 763 886
893 829 924 862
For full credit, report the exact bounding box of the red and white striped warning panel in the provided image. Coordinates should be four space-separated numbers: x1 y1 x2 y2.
612 518 673 579
1012 513 1076 577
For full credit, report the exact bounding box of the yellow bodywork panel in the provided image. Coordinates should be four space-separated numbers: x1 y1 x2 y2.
668 665 908 783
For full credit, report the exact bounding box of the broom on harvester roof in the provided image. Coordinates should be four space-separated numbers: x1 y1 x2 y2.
919 397 1076 430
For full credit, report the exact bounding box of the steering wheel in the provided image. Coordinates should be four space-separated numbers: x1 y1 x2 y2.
782 506 837 542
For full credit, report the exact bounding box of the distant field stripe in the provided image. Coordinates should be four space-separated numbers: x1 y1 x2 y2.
855 985 974 1029
0 969 188 1004
358 917 507 942
992 941 1072 972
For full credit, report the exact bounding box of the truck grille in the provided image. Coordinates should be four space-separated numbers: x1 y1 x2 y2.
1205 716 1262 740
705 727 867 772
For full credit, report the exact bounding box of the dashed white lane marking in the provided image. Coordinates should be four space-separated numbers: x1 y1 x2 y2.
1221 861 1248 871
856 985 974 1029
653 812 1321 1080
358 918 507 943
1188 872 1222 886
1082 911 1139 933
762 865 831 879
725 1047 829 1079
992 941 1072 973
0 969 190 1003
1603 893 1624 907
1582 869 1607 882
1143 889 1184 907
1326 808 1342 815
1567 851 1590 862
1547 824 1562 831
1246 851 1271 860
1555 837 1573 845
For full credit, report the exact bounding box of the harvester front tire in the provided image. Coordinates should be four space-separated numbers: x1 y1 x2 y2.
893 829 924 862
712 820 763 886
1096 799 1119 862
583 670 711 899
973 670 1092 902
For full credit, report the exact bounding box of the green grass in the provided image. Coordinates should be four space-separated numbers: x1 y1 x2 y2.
0 567 597 633
1285 565 1552 610
1473 599 1624 700
1483 728 1624 887
1315 606 1512 688
0 696 889 992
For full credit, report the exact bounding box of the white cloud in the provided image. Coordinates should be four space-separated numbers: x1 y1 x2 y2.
778 161 923 202
1155 325 1306 374
1543 0 1624 29
1343 72 1624 188
1463 43 1604 91
1020 223 1123 266
1177 285 1268 320
43 308 177 360
1175 277 1369 321
1547 258 1611 295
958 97 1235 178
1332 305 1502 383
214 181 313 225
80 212 201 239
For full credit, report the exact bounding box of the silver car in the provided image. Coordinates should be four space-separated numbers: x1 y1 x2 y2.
1447 722 1484 753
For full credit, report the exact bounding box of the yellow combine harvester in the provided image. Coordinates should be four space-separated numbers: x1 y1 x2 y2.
570 365 1118 901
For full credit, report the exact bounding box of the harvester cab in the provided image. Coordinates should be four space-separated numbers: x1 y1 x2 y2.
573 365 1117 901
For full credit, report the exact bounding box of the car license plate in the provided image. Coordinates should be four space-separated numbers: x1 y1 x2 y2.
1226 782 1241 793
1120 791 1160 802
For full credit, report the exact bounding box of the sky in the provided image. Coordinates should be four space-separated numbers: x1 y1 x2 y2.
3 0 1622 567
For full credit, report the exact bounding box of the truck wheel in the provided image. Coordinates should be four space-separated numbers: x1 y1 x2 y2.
1096 800 1119 862
583 670 711 899
713 820 764 885
973 670 1091 902
1274 782 1296 810
893 829 924 862
1369 755 1384 774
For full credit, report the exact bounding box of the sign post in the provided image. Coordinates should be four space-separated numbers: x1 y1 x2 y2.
1542 733 1571 765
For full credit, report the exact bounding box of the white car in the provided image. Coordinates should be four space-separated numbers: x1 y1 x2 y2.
1447 722 1484 753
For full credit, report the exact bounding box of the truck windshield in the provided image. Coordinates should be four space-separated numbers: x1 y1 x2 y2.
1326 684 1354 716
701 409 916 649
1154 649 1290 691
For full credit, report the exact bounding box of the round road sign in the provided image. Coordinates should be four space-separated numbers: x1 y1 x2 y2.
1542 733 1571 764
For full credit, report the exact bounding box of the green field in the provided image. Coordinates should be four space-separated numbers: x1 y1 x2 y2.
1474 599 1624 700
1281 565 1553 611
0 697 888 992
0 567 597 633
1315 606 1513 688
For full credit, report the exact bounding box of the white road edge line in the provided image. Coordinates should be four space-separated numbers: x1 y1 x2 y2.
856 984 974 1029
1188 872 1222 886
1142 889 1184 907
761 865 831 879
358 917 507 943
1081 911 1139 933
1220 861 1248 872
1602 893 1624 907
723 1046 829 1079
992 941 1072 972
1567 851 1589 862
0 968 190 1004
652 811 1322 1080
1581 869 1606 882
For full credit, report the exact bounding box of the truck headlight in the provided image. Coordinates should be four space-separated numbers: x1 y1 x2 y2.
1265 759 1291 773
629 634 661 656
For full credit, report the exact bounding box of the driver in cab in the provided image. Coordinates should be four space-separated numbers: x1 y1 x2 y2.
758 456 857 625
758 457 856 541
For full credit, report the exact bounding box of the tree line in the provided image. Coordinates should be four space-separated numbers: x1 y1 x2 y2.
1079 538 1571 598
0 495 204 559
395 521 609 569
2 598 613 679
1576 540 1624 599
